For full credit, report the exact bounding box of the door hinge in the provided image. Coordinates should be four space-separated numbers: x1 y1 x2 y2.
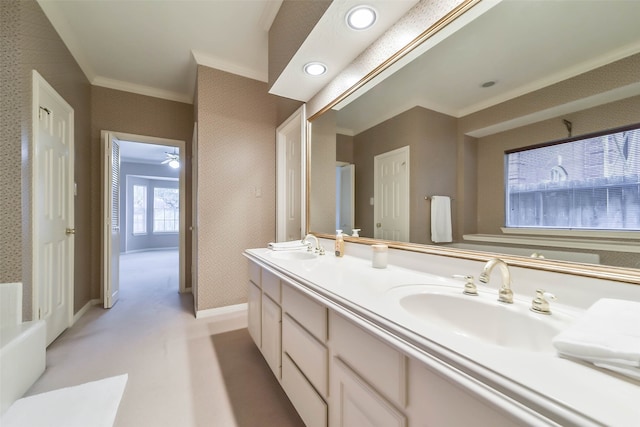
38 308 41 320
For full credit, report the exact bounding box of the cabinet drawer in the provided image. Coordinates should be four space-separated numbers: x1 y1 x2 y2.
247 280 261 348
331 357 406 427
261 294 281 379
262 269 281 303
330 312 406 407
282 353 327 427
282 284 327 342
248 260 261 286
283 314 328 396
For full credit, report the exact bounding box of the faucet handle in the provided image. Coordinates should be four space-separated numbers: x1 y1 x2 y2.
452 274 478 296
530 289 556 315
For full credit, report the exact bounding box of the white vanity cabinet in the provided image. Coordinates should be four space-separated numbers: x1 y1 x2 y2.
261 269 282 379
247 259 262 347
281 284 329 427
329 312 408 427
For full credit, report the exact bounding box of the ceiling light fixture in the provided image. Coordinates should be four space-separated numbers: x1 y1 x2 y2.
304 62 327 76
481 81 496 88
346 5 377 30
168 159 180 169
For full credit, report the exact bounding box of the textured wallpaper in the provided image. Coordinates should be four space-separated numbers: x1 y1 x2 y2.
1 0 92 318
196 66 276 311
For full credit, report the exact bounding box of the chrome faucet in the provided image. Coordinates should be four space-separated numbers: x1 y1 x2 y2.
479 258 514 304
302 234 325 255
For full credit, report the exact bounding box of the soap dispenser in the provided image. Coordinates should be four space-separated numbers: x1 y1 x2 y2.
335 230 345 257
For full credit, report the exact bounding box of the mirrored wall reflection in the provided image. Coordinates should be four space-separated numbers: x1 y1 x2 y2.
308 0 640 270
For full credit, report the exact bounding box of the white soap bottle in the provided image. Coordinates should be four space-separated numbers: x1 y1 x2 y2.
335 230 345 257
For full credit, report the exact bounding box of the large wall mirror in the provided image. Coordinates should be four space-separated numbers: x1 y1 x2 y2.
308 0 640 283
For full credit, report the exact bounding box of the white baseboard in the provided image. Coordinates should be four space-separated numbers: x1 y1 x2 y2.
73 299 101 324
195 303 248 333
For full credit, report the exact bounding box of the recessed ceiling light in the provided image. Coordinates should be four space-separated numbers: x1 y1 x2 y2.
346 5 377 30
304 62 327 76
481 81 496 88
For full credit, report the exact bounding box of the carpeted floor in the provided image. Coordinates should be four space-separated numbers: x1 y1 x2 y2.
24 249 304 427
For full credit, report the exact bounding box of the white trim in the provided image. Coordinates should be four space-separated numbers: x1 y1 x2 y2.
92 76 193 104
501 227 640 240
72 299 101 324
195 303 248 320
192 49 267 83
464 233 640 254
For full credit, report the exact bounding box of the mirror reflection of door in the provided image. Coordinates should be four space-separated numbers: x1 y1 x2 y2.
336 163 355 235
374 146 410 242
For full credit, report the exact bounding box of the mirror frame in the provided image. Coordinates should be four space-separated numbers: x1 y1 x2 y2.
305 0 640 285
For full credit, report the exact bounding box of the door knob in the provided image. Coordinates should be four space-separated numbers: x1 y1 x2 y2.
65 228 76 235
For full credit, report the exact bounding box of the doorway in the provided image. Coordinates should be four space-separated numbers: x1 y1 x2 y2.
102 131 186 309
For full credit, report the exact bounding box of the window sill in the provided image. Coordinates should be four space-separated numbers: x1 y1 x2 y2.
463 230 640 254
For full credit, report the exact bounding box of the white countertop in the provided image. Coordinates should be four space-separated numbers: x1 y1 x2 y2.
245 246 640 427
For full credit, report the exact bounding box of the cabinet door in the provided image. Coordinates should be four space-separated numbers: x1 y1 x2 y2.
261 294 282 379
247 280 261 347
330 357 406 427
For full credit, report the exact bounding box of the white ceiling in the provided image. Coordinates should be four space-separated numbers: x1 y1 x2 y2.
336 0 640 136
119 140 178 165
37 0 284 103
36 0 418 104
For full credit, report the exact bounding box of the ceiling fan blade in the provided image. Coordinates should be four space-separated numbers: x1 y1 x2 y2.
161 159 171 164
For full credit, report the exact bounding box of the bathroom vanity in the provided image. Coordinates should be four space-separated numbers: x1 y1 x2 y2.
244 243 640 427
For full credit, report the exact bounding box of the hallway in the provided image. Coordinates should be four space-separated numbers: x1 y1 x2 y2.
24 250 303 426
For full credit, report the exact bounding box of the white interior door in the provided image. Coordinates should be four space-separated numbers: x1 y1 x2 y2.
374 146 410 242
103 132 121 308
336 164 355 235
277 106 306 242
32 71 74 346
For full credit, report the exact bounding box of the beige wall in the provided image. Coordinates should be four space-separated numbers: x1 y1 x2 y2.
195 66 277 311
309 110 337 234
91 86 194 295
352 106 457 243
1 0 92 318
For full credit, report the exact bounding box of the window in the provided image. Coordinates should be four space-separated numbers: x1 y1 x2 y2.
132 184 147 234
505 125 640 231
153 187 179 232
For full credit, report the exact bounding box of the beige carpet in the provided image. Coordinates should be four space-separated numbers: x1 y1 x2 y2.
24 250 304 427
2 374 128 427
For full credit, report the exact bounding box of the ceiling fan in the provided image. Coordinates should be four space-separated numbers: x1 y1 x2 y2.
161 149 180 169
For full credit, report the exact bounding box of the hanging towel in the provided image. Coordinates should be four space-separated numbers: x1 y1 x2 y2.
267 240 310 251
430 196 452 243
552 298 640 379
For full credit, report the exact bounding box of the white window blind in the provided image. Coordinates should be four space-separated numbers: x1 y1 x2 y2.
505 126 640 231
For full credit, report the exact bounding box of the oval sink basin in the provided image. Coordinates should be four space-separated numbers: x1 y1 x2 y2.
389 285 575 352
270 250 317 261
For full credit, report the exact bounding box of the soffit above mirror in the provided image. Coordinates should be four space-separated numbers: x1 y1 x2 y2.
269 0 419 102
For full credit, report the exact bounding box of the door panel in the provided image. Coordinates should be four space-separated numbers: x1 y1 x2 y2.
33 71 74 346
103 133 121 308
374 147 410 242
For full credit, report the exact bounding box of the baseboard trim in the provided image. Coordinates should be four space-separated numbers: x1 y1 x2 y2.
196 303 248 333
73 299 101 324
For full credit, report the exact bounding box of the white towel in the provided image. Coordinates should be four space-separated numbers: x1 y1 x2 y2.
267 240 310 251
430 196 452 243
552 298 640 378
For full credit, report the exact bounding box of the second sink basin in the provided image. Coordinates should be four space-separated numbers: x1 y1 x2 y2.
388 285 576 352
